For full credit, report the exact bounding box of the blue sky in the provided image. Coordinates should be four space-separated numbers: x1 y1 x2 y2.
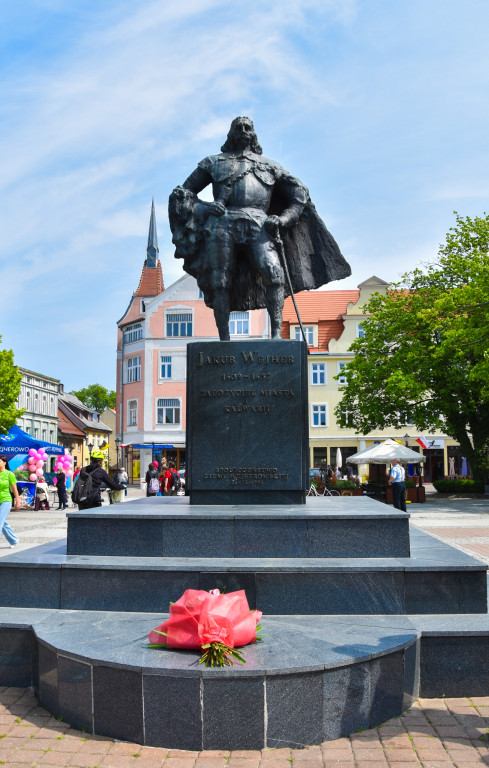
1 0 488 392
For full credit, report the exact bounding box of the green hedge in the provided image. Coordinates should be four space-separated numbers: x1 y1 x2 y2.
433 478 484 494
333 479 361 491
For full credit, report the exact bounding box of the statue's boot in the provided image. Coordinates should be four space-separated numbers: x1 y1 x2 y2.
267 285 285 339
213 292 231 341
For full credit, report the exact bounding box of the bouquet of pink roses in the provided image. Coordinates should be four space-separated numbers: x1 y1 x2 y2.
148 589 263 667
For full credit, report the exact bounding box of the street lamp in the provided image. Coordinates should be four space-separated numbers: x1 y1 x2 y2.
115 438 120 469
403 433 410 447
88 442 93 461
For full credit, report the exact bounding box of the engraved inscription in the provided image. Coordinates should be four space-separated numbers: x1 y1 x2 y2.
203 466 289 486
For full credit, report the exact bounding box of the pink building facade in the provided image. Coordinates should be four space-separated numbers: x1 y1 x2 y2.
116 202 269 482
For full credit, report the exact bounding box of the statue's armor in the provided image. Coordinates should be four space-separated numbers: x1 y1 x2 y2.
183 151 298 222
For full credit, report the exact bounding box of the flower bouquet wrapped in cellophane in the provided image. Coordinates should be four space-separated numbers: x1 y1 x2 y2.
148 589 263 667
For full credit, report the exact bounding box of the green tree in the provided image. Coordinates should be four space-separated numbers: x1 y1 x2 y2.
335 212 489 482
71 383 116 413
0 337 24 435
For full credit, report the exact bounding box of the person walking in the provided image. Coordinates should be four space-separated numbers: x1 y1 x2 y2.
145 463 159 497
75 450 124 510
163 461 179 496
0 454 20 547
388 458 407 512
56 469 68 509
117 466 128 496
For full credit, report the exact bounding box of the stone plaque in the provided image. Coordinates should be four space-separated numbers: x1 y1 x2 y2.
186 340 308 504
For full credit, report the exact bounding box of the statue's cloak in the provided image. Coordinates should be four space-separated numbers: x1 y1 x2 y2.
169 154 351 312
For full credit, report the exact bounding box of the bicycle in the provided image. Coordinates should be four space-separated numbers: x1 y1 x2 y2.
307 484 340 497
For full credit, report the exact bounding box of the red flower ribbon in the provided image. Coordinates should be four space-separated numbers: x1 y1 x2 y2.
149 589 262 650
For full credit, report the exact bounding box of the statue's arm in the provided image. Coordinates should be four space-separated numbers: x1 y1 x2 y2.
182 166 212 194
266 174 308 234
277 176 308 229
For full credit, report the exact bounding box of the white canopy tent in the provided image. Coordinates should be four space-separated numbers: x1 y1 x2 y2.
346 438 425 465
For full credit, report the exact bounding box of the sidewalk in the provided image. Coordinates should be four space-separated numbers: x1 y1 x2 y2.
0 687 488 767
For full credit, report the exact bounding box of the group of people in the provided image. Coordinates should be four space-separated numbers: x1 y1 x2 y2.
145 460 182 497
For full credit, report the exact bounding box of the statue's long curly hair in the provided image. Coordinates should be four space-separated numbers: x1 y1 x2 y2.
221 116 263 155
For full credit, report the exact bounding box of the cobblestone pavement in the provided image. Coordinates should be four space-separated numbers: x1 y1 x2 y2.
0 687 488 768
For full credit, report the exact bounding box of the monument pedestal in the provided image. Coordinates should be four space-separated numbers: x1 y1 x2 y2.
186 340 308 504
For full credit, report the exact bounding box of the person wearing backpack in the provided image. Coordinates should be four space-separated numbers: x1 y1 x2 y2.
73 450 124 510
145 463 159 497
163 461 181 496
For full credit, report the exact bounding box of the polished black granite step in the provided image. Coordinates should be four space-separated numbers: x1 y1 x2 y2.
1 607 488 749
0 528 486 615
66 496 411 558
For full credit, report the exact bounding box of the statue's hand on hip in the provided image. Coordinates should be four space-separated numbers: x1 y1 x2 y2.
207 201 226 217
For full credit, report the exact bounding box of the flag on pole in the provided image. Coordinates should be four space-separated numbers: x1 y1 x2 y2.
416 436 429 449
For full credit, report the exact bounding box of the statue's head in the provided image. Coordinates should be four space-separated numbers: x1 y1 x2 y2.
221 116 263 155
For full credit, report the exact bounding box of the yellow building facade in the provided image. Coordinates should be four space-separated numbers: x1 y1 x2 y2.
282 276 463 483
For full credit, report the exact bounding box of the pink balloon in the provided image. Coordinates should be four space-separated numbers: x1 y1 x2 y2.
36 468 43 476
53 477 57 485
65 456 73 463
28 458 36 465
29 448 37 457
36 460 44 468
29 473 37 481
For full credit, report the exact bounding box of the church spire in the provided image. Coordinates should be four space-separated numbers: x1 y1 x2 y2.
146 197 159 268
133 199 165 298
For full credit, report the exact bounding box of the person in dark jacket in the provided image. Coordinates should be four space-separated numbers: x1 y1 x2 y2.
56 470 68 509
77 450 124 510
145 463 159 497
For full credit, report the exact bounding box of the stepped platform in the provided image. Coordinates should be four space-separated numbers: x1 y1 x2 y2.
1 494 487 750
0 527 486 614
66 496 411 558
1 608 489 749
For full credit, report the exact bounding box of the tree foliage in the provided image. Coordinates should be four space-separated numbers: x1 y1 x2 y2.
335 212 489 482
71 383 116 413
0 337 24 435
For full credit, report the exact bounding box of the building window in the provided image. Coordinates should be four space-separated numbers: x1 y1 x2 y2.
123 323 142 344
42 429 47 440
42 395 47 414
157 398 181 425
34 428 39 438
126 356 141 383
25 426 30 434
199 289 204 299
357 322 365 338
50 431 54 442
160 355 172 379
166 313 192 337
338 362 347 384
295 326 314 345
128 400 138 427
311 404 327 427
311 363 326 385
229 311 249 335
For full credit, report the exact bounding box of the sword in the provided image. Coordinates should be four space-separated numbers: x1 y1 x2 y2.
272 226 308 347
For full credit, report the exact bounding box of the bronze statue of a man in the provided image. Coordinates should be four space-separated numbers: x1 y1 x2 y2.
169 116 351 340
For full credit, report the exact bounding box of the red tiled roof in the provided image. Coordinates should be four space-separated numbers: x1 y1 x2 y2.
58 410 85 438
134 260 165 297
281 289 361 351
282 289 360 322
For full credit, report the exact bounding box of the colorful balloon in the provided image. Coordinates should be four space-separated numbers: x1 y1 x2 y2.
36 468 43 476
29 473 37 481
28 448 37 457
